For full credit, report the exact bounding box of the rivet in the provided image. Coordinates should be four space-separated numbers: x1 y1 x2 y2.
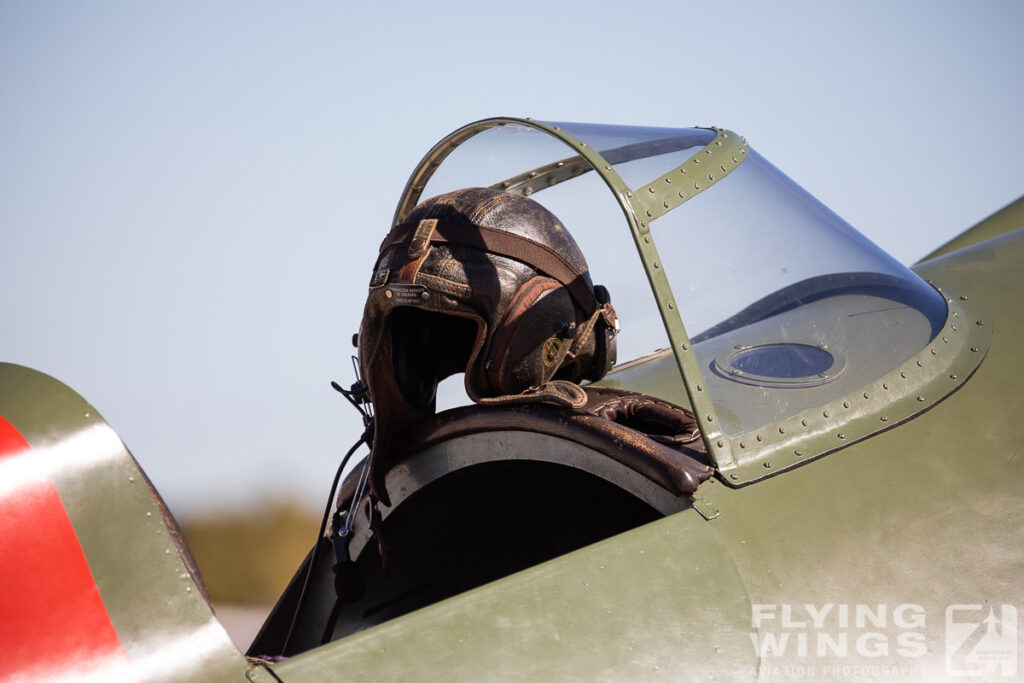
548 176 557 186
626 191 633 197
756 434 763 442
706 415 714 422
763 462 771 468
697 384 704 392
843 401 850 409
720 165 727 172
823 410 830 418
900 372 907 378
916 361 923 367
729 473 738 480
976 320 984 326
678 191 686 198
883 383 889 390
930 349 937 355
653 261 660 269
717 440 724 447
528 171 538 178
801 419 808 427
739 442 746 449
680 167 687 174
665 177 672 184
501 181 510 189
420 291 429 301
605 165 611 171
779 426 785 434
959 295 968 300
580 142 587 147
648 186 655 193
951 325 957 331
950 374 958 380
732 156 738 163
794 451 803 457
863 392 870 399
942 337 949 343
715 140 722 146
682 343 689 350
646 209 652 217
917 396 925 402
705 149 712 155
694 183 701 190
694 157 701 164
663 201 670 208
524 187 533 196
644 236 650 243
668 302 675 310
837 433 846 440
971 346 979 352
385 290 393 299
881 416 888 422
708 174 714 181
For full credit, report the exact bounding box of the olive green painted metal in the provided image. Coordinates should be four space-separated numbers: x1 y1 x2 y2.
630 129 749 225
685 227 1024 677
272 509 757 682
0 364 255 682
919 195 1024 262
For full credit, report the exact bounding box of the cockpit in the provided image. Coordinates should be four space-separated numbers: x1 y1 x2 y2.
251 118 987 659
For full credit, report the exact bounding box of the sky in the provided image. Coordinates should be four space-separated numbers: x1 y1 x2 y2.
2 1 1023 518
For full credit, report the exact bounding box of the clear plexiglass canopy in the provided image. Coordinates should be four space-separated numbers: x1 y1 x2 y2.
394 119 947 449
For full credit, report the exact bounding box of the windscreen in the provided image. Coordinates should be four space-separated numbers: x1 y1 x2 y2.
650 147 947 436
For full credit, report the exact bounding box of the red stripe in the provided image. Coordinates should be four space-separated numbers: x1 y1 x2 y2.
0 415 135 681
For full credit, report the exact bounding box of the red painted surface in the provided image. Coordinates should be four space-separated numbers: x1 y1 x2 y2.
0 415 136 681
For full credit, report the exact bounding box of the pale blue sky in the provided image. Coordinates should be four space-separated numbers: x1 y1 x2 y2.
3 1 1022 516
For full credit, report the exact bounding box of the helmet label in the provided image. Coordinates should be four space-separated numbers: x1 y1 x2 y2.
384 284 430 306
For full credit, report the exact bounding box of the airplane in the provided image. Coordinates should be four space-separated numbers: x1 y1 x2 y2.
2 117 1022 681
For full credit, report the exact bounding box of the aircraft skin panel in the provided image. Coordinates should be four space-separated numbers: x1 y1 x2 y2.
271 508 758 682
0 414 135 681
0 365 253 682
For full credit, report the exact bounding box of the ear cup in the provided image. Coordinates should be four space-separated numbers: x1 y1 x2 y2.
487 276 576 395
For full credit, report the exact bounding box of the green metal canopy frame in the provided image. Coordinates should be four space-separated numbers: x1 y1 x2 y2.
392 117 990 488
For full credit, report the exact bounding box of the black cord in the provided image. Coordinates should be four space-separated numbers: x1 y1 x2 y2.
281 430 367 656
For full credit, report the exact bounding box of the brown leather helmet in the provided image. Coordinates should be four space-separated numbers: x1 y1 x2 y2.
358 187 618 503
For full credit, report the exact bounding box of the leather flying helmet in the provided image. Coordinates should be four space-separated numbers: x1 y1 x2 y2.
358 187 618 503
